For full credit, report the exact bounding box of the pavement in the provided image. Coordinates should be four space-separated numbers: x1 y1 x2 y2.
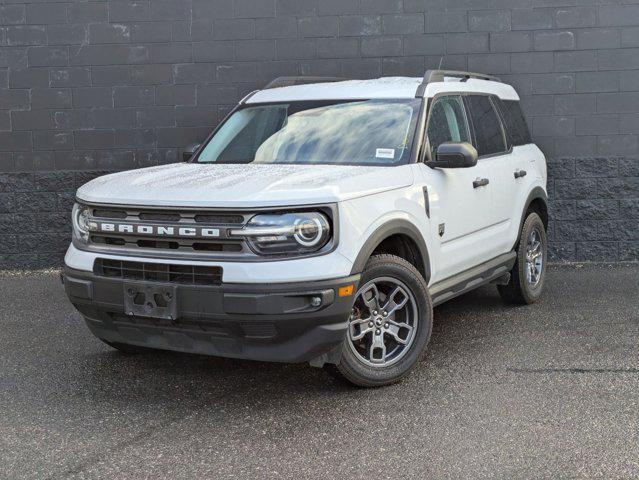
1 264 638 479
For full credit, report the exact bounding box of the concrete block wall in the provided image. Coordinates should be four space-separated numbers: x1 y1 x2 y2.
0 0 638 268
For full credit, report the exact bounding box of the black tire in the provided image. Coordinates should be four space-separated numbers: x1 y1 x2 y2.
328 254 433 387
498 212 547 305
101 339 158 355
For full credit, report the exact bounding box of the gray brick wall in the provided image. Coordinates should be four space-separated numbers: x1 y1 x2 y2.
0 0 638 268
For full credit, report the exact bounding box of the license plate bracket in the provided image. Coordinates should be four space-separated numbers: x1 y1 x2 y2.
123 282 178 320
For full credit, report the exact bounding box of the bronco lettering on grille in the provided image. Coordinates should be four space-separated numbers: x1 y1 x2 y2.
93 222 220 238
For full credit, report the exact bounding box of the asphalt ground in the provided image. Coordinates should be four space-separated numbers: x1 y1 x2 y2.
1 264 638 479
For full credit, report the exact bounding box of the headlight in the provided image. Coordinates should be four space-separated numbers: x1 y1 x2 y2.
231 212 331 255
72 203 92 243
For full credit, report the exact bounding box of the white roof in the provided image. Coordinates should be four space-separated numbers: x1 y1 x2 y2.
424 77 519 100
247 77 423 103
246 76 519 103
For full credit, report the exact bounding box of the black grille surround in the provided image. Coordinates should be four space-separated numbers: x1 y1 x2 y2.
76 203 339 262
95 258 223 286
86 206 251 258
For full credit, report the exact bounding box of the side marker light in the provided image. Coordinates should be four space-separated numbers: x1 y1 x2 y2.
338 285 354 297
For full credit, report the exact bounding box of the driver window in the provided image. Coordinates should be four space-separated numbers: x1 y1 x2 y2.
426 95 470 157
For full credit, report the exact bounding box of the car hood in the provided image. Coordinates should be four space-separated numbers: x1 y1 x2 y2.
76 162 414 208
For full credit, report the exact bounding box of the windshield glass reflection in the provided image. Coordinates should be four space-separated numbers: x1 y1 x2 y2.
197 99 421 167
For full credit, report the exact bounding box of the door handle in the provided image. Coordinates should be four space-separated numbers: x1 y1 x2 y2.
473 178 489 188
514 169 527 179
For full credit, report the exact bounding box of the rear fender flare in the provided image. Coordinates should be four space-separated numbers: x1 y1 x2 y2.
513 186 548 249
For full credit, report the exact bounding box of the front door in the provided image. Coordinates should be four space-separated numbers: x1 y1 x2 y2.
415 94 494 282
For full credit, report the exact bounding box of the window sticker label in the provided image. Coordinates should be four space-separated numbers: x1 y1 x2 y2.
376 148 395 159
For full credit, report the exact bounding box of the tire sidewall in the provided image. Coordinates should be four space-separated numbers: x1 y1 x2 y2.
337 256 433 387
516 213 547 303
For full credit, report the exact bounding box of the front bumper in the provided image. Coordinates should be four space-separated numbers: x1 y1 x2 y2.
64 243 356 283
62 266 360 364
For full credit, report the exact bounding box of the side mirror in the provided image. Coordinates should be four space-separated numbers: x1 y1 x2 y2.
426 142 478 169
183 143 201 162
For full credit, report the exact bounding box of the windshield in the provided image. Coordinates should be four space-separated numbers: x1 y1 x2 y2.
196 99 421 166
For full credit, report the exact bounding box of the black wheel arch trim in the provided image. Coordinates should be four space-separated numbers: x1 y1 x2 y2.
513 186 548 249
349 219 431 282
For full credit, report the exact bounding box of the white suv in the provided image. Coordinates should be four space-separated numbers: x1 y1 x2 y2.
63 70 548 387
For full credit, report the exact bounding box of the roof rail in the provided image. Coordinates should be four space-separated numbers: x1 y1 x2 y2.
424 70 501 83
415 70 501 97
263 76 348 90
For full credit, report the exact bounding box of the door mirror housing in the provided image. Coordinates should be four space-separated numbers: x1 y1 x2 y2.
183 143 201 162
426 142 478 169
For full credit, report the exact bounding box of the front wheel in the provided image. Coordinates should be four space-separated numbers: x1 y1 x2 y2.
498 211 547 305
328 254 433 387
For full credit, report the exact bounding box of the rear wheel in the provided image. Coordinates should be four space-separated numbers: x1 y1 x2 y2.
498 212 547 305
328 254 433 387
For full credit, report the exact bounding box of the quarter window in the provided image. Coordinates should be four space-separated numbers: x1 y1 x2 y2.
494 98 532 147
467 95 506 157
426 95 470 157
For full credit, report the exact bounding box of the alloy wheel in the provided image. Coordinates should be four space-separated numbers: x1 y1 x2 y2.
347 277 418 367
525 227 544 287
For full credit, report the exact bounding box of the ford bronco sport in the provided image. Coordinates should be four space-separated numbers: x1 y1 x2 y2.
62 70 548 387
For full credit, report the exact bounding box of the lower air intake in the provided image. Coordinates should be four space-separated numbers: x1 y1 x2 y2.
94 259 223 286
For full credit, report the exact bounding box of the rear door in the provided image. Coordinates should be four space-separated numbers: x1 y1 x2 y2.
464 94 513 257
415 94 494 281
493 96 537 224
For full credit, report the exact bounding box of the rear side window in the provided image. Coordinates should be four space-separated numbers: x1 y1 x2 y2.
466 95 506 157
495 99 532 147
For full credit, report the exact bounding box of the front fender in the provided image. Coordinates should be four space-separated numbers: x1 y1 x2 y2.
348 216 431 282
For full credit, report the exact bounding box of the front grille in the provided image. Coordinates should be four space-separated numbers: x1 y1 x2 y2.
193 214 244 224
92 208 245 225
87 206 249 256
95 258 223 286
93 209 127 219
138 212 181 222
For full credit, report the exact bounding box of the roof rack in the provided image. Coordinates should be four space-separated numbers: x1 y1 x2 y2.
415 70 501 97
424 70 501 83
263 76 348 90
